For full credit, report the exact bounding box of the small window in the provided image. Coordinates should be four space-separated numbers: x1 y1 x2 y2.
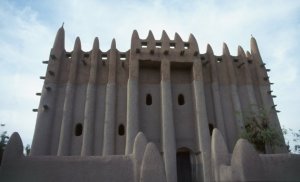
178 94 185 105
217 57 222 63
141 42 148 48
156 42 162 48
120 54 126 61
102 54 108 60
146 94 152 105
209 124 214 136
184 42 189 49
170 42 176 49
75 123 83 136
118 124 125 136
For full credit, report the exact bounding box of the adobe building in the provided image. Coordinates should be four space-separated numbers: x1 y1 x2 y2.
0 26 300 182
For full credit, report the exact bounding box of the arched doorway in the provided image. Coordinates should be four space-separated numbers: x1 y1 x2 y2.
177 148 195 182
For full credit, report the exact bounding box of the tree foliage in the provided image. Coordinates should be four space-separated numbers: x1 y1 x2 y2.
239 106 281 153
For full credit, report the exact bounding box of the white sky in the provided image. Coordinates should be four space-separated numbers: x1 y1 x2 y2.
0 0 299 150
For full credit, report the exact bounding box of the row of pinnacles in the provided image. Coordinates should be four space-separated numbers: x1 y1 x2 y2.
1 25 300 181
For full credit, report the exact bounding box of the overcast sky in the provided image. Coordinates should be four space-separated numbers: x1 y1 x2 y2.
0 0 299 149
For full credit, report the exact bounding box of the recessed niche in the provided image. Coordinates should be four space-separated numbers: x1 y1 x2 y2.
75 123 83 136
178 94 185 105
146 94 152 105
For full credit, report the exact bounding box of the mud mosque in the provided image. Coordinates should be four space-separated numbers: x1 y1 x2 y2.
0 26 299 181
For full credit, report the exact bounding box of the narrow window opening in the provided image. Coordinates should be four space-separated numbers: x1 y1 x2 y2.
118 124 125 136
66 52 72 58
247 59 253 64
209 124 214 136
156 42 162 48
178 94 185 105
75 123 83 136
217 57 222 63
84 53 89 58
184 42 190 49
146 94 152 105
170 42 176 49
141 41 148 48
102 54 108 60
233 58 239 62
120 54 126 61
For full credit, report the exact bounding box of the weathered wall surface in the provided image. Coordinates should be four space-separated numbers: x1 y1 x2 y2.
1 132 167 182
211 128 300 182
261 154 300 181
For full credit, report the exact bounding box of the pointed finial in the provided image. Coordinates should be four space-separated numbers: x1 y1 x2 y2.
174 32 183 42
161 30 170 41
53 25 65 50
62 22 64 28
174 32 184 50
92 37 99 50
132 30 140 41
246 51 252 58
206 44 214 54
222 42 230 55
111 38 116 49
131 30 140 49
250 36 260 56
188 33 199 51
74 37 81 51
237 46 246 57
147 30 155 40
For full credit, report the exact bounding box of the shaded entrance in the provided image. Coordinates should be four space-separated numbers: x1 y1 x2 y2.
177 148 192 182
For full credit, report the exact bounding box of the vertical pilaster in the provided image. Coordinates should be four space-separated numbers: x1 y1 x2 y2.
223 43 244 133
237 46 258 110
125 30 140 154
193 59 212 182
57 37 81 156
206 44 227 141
161 58 177 182
81 38 99 156
31 26 65 155
102 39 117 155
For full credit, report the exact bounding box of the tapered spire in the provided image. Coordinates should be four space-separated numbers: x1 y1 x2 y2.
246 51 252 59
188 33 199 52
146 30 155 50
146 30 155 41
222 42 230 56
111 38 116 50
92 37 99 50
250 36 261 57
131 30 140 50
161 30 170 42
73 37 81 51
206 44 214 54
52 26 65 51
237 46 246 58
174 32 184 50
250 36 264 64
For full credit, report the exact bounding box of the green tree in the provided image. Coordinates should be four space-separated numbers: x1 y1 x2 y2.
239 106 281 153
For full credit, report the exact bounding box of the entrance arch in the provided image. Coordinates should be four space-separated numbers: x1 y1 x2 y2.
176 147 196 182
